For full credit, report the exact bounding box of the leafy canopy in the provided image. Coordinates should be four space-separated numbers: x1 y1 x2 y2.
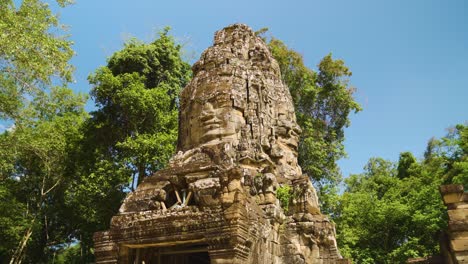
257 29 361 214
335 124 467 263
87 28 191 184
0 87 88 263
62 29 192 261
0 0 74 120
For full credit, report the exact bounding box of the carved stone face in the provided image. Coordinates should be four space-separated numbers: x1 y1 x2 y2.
199 101 244 143
181 82 245 149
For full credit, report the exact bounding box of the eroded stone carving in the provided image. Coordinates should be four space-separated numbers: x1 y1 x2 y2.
94 23 349 264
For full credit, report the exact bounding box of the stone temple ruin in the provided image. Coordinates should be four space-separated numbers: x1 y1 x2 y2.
439 185 468 264
94 24 349 264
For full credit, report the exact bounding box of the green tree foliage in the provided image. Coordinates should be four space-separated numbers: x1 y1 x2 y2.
53 243 82 264
451 125 468 188
0 87 88 263
256 29 361 213
0 1 82 263
397 152 417 179
2 12 462 263
424 124 468 189
87 28 191 185
276 185 292 211
0 0 74 120
63 29 191 260
335 124 468 263
267 39 361 188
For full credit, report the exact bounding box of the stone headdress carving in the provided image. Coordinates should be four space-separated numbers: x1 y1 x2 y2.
177 24 302 182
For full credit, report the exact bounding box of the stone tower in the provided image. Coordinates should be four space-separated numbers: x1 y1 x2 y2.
94 24 349 264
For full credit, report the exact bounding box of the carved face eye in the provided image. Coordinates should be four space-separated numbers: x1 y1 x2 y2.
213 93 232 108
200 102 215 118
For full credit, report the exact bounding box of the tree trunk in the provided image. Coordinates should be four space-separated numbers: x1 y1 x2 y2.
136 163 146 186
9 218 35 264
10 172 59 264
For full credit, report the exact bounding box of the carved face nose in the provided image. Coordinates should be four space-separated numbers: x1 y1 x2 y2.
200 102 219 123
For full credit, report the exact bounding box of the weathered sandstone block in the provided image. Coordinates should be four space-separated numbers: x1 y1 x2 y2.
440 184 468 263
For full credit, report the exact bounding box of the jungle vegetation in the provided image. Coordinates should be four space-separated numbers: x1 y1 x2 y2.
0 1 466 263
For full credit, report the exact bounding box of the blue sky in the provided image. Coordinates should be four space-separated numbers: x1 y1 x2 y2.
55 0 467 177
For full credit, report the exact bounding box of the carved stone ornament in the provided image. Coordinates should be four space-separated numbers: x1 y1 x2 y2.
94 24 349 264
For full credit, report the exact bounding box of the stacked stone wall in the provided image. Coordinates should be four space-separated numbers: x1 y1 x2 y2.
440 185 468 264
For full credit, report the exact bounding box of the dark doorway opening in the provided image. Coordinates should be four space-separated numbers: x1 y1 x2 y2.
159 251 210 264
128 244 210 264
